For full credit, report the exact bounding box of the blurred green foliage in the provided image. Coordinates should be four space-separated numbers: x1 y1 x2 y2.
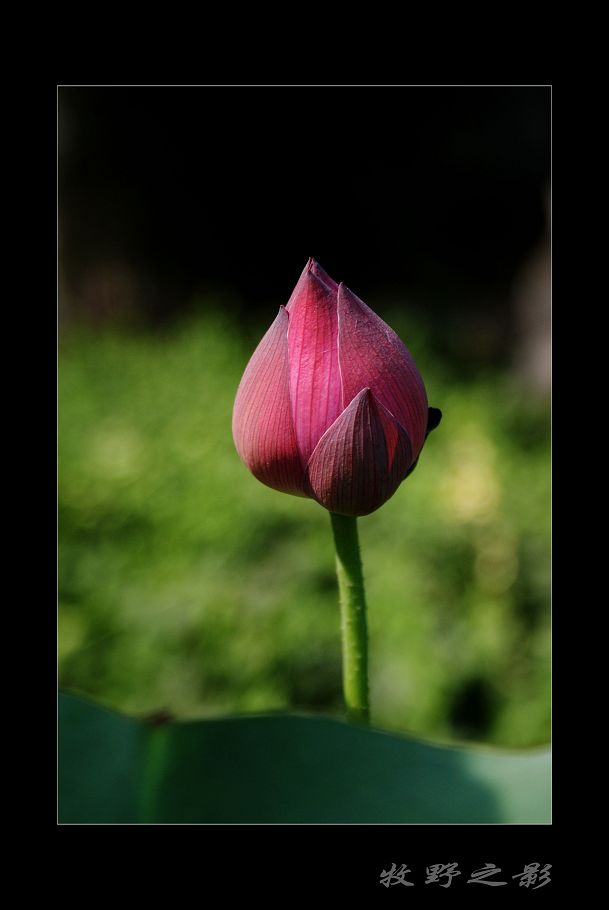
59 309 550 748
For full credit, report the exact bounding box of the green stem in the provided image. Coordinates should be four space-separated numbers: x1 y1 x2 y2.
330 512 370 726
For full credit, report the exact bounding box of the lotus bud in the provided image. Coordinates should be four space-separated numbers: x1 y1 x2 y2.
232 259 441 516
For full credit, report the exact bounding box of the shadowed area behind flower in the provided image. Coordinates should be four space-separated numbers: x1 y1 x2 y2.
59 305 550 748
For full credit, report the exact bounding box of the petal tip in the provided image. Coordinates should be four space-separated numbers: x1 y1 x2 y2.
427 407 442 433
310 260 340 293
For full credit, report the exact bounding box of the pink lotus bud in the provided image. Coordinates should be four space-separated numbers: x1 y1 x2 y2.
232 259 441 516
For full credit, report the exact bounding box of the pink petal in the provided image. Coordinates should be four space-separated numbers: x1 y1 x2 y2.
338 284 429 457
287 269 343 464
306 388 413 517
285 259 312 312
285 258 339 312
232 306 307 497
310 258 339 293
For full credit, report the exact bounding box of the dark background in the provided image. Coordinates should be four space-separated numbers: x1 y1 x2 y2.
59 85 550 370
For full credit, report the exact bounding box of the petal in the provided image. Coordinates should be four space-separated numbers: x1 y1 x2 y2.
310 258 339 293
338 284 429 457
232 306 307 497
401 407 444 482
285 257 339 312
287 269 343 464
285 259 313 313
306 388 413 517
427 406 442 433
